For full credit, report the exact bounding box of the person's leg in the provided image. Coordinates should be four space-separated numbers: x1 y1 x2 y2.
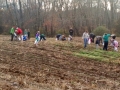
103 41 107 50
11 34 14 41
40 36 42 41
43 37 46 40
96 44 98 49
115 47 118 51
43 36 46 40
106 41 108 50
34 39 38 46
86 38 88 47
28 33 30 39
84 38 86 48
84 38 87 48
93 37 95 43
20 35 23 41
18 35 21 41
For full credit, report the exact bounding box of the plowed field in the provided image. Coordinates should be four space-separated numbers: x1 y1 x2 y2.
0 35 120 90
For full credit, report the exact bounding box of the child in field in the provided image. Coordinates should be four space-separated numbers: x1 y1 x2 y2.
15 27 23 41
34 31 40 46
95 37 100 49
24 29 28 39
56 34 62 40
113 40 119 51
60 35 66 41
40 34 46 41
27 29 30 40
23 35 27 41
68 35 72 41
56 34 66 41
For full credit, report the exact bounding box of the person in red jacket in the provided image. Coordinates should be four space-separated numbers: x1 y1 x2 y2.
15 27 23 41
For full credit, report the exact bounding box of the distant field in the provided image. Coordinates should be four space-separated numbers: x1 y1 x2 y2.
0 35 120 90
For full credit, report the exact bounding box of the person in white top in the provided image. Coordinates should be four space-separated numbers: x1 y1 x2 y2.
82 30 89 48
113 40 119 51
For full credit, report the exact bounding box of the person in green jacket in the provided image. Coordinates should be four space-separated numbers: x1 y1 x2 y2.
10 26 15 41
103 33 111 51
40 34 46 41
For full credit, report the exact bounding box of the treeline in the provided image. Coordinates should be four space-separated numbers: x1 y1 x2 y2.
0 0 120 36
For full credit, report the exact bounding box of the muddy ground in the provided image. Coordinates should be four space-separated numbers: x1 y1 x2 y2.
0 35 120 90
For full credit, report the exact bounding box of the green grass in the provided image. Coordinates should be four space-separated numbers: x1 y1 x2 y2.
74 49 120 63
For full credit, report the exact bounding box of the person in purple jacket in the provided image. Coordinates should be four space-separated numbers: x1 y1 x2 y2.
34 31 40 46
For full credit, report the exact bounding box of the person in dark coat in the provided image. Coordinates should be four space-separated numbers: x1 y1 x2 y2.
89 33 96 43
27 29 30 40
69 28 74 36
40 34 46 41
95 37 100 49
56 34 62 40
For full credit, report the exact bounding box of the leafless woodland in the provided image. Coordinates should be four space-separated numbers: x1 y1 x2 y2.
0 0 120 36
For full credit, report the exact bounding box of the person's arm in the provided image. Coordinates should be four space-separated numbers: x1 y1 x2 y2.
35 34 38 39
107 34 111 37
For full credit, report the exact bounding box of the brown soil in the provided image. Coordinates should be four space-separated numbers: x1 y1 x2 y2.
0 35 120 90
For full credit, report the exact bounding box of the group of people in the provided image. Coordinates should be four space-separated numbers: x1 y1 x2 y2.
10 26 119 51
10 26 47 46
10 26 30 41
82 30 119 51
34 28 74 46
56 28 74 41
34 31 46 46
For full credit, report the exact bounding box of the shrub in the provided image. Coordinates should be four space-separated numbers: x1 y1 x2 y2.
92 26 109 36
114 18 120 36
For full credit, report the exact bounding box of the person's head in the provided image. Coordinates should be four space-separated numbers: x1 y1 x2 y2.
85 30 88 33
25 29 27 31
16 27 18 30
13 26 16 28
15 30 18 33
104 33 107 35
37 31 40 34
62 35 65 38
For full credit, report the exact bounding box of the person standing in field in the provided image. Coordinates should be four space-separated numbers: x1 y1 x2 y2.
24 29 28 37
103 33 111 51
27 29 30 40
82 30 89 48
95 37 100 49
69 28 74 36
10 26 15 41
34 31 40 47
